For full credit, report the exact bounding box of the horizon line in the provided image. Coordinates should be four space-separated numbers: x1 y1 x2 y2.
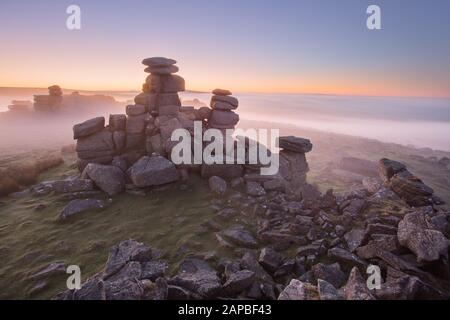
0 86 449 100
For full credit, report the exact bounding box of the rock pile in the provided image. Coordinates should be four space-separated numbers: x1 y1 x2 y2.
34 85 63 112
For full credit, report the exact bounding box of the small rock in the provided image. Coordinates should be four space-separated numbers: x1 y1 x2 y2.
60 199 107 220
223 270 255 295
208 176 227 195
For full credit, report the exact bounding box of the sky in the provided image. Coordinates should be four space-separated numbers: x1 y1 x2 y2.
0 0 449 97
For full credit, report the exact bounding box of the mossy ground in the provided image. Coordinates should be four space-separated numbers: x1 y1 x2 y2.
0 155 237 299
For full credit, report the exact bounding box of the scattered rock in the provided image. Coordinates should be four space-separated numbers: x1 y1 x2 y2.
60 199 107 220
278 279 318 300
208 176 227 195
223 270 255 295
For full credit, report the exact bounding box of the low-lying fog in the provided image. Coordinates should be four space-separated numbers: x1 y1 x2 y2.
1 90 450 152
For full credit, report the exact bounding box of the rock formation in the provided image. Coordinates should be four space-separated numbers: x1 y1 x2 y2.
71 57 314 198
34 85 63 112
378 158 440 207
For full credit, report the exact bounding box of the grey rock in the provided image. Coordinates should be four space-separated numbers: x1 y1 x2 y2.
344 267 375 300
246 181 266 197
29 262 66 280
344 228 366 252
209 110 239 127
104 240 152 278
277 136 313 153
378 158 406 181
327 247 366 268
146 74 185 93
73 117 105 139
223 270 255 295
126 104 146 116
145 65 179 75
258 248 282 273
157 93 181 107
141 261 168 281
82 163 125 196
317 279 343 300
278 279 318 300
60 199 107 220
171 258 221 298
128 156 179 187
212 88 232 96
109 114 127 131
311 262 346 288
76 129 114 158
53 179 94 194
208 176 227 195
211 95 238 108
142 57 177 67
397 211 448 262
113 131 126 151
221 226 257 248
158 105 180 116
126 114 148 134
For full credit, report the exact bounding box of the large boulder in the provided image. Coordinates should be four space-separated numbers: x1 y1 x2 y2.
397 211 449 262
389 170 434 207
76 129 115 159
82 164 125 196
209 110 239 128
128 156 179 188
146 74 185 93
73 117 105 139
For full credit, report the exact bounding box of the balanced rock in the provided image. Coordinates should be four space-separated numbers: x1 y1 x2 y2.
142 57 177 67
278 136 313 153
128 156 179 188
212 88 232 96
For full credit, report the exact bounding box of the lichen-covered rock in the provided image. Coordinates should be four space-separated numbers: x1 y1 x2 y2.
278 279 318 300
397 211 449 262
344 267 375 300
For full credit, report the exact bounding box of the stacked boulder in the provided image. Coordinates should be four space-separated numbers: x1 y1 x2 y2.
378 158 440 207
209 89 239 131
72 57 315 198
34 85 63 112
